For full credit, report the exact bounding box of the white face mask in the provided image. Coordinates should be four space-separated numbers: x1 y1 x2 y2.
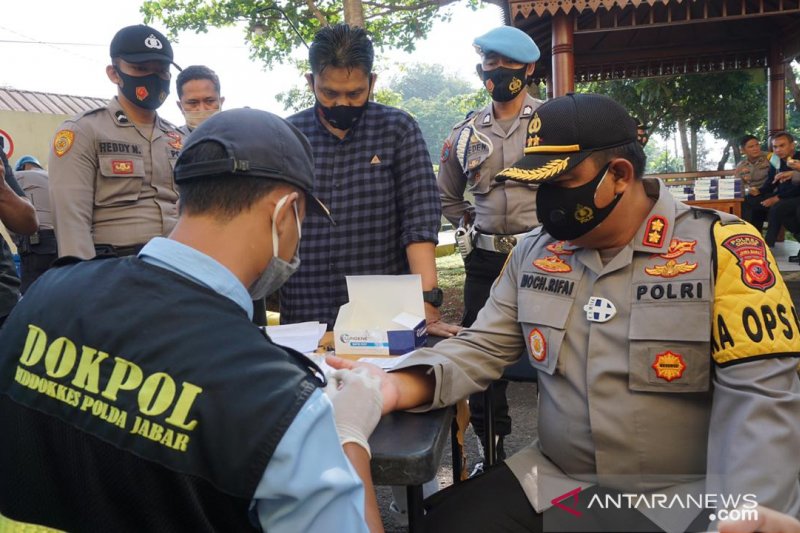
183 108 220 130
248 194 302 300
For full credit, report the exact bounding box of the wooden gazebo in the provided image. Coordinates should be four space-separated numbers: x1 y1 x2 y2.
509 0 800 134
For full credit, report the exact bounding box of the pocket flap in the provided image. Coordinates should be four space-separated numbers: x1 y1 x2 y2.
630 302 710 342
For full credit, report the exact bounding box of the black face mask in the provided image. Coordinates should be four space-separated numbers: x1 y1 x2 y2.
478 64 528 103
115 68 170 110
315 100 368 130
536 163 623 241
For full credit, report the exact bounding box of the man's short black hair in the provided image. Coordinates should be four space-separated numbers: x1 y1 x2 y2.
176 65 222 99
309 24 374 76
177 141 278 221
593 141 647 179
771 131 795 144
740 134 759 148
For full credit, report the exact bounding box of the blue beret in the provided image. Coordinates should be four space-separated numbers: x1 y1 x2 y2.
473 26 540 64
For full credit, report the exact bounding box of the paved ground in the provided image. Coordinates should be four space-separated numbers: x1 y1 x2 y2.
377 380 539 532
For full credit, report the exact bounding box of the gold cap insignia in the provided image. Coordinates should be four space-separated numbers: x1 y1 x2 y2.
527 113 542 147
498 157 569 182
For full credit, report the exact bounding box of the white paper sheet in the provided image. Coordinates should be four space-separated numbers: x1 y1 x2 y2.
264 321 327 354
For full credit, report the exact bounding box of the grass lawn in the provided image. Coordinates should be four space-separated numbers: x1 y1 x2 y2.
436 252 466 325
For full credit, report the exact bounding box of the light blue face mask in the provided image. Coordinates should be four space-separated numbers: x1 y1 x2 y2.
248 194 302 300
770 153 781 169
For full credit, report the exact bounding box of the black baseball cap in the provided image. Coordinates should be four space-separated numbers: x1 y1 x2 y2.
174 108 334 224
496 93 638 184
110 25 181 69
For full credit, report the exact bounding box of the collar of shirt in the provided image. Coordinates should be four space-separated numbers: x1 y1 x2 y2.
138 237 253 319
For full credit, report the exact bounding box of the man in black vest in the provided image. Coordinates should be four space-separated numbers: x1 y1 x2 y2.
0 108 383 532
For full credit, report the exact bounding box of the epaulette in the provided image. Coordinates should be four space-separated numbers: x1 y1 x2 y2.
451 114 473 132
69 102 109 122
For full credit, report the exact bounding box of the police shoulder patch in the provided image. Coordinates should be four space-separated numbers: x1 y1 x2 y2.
711 220 800 366
53 129 75 157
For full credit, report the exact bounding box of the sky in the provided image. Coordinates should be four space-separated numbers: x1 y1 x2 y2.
1 0 504 126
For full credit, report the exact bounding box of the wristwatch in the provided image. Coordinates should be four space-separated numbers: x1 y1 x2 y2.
422 287 444 308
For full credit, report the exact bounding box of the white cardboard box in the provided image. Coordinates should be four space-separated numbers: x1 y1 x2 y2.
334 274 427 356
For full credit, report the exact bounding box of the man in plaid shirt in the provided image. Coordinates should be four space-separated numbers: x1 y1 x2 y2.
281 24 460 338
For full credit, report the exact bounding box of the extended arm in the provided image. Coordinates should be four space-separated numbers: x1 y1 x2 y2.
0 162 37 235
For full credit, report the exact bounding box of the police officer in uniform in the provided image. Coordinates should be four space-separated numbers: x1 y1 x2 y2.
0 151 37 328
49 24 184 259
0 108 385 532
332 94 800 532
11 156 57 292
437 25 543 465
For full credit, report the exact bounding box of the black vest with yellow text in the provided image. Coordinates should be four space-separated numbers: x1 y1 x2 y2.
0 257 321 532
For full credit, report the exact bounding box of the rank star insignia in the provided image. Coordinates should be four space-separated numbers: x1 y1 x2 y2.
644 259 698 278
652 350 686 382
136 86 149 101
533 255 572 273
642 215 668 248
528 328 546 361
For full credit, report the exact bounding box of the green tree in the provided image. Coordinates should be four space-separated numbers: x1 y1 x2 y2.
583 71 767 172
141 0 483 69
386 64 489 163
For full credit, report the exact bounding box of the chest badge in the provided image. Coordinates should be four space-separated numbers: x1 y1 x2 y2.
528 328 546 361
583 296 616 323
533 255 572 273
645 259 698 278
546 241 573 255
165 131 183 150
652 350 686 382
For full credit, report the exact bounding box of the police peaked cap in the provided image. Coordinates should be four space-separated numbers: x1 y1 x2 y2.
496 93 639 184
110 24 181 70
473 26 540 64
174 108 334 224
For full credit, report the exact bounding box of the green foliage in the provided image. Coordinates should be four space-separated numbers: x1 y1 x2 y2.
583 70 767 171
385 64 489 164
141 0 481 69
648 148 683 174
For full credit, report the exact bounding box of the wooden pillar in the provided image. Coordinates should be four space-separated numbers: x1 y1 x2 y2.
767 40 786 137
551 11 575 97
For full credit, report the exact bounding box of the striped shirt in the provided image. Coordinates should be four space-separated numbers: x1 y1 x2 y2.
281 103 441 328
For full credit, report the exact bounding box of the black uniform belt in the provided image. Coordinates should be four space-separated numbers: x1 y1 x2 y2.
94 243 145 258
473 232 528 254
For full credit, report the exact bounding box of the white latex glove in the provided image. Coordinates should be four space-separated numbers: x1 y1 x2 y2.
324 367 383 457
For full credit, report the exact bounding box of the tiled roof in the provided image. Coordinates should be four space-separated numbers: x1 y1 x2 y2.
0 87 106 115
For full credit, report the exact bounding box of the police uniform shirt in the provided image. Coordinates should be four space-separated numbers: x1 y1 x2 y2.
438 93 543 235
734 154 770 189
393 179 800 529
14 169 53 230
48 97 183 259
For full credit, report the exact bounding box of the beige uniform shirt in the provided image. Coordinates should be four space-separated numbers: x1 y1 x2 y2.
48 97 183 259
734 154 770 189
437 94 543 235
397 179 800 529
14 169 53 230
